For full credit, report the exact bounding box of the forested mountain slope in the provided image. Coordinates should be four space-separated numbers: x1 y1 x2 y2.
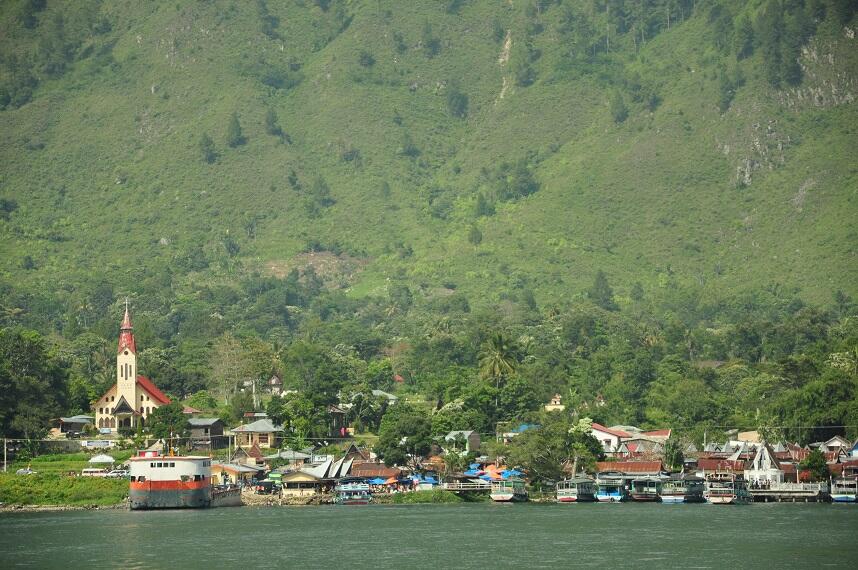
1 1 857 443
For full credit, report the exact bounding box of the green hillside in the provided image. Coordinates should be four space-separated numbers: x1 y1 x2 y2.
1 1 857 445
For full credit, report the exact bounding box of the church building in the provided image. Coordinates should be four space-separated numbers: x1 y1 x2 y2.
93 302 170 431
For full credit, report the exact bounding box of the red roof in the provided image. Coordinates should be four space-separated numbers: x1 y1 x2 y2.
350 461 402 478
596 461 662 473
642 429 671 439
697 458 745 473
183 406 202 414
136 375 170 405
591 423 632 438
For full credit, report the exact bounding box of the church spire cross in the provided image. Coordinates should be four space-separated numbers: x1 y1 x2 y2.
118 300 136 354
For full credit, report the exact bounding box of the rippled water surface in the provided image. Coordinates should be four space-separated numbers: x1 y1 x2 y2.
2 503 857 569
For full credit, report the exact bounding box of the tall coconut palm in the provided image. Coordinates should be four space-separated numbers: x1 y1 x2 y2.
479 333 519 407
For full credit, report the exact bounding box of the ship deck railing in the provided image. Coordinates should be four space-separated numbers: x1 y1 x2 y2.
442 481 492 491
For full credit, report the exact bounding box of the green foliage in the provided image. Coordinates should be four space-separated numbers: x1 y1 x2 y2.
506 413 604 482
446 83 468 119
609 91 628 123
800 448 829 481
0 473 127 506
226 112 245 148
199 133 217 164
375 404 432 467
391 489 463 503
588 270 617 311
148 401 190 439
0 328 67 440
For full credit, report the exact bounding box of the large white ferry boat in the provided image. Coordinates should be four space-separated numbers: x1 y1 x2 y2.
129 453 242 509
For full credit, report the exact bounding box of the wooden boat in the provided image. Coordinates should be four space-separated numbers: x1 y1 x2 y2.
831 466 857 503
660 474 705 504
595 472 629 502
704 472 752 505
556 476 597 503
630 476 663 502
335 478 372 505
490 477 528 502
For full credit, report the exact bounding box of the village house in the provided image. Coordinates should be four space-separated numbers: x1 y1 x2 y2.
53 415 94 437
590 423 632 454
92 302 171 432
188 418 225 448
443 430 481 454
231 418 283 449
211 461 261 486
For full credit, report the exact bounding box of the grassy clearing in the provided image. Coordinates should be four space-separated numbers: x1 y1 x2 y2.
11 451 135 476
0 473 128 507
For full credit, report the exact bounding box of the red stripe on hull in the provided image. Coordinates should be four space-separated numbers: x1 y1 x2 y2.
131 479 209 491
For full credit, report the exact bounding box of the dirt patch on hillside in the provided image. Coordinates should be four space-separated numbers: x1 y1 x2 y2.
264 251 368 288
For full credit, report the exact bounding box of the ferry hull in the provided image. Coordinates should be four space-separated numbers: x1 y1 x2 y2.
130 480 211 510
660 494 685 504
630 494 661 502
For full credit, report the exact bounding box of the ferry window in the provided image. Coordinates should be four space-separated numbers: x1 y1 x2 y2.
129 476 135 482
138 476 146 482
157 462 163 468
194 475 202 481
170 462 175 468
150 462 155 468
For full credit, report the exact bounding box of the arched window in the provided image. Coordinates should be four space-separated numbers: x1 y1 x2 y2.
141 395 144 401
140 406 144 413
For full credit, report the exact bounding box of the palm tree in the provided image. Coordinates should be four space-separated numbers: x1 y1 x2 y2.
479 333 519 406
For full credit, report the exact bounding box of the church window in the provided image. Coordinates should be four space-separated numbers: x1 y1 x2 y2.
140 406 144 413
141 395 144 401
146 407 150 415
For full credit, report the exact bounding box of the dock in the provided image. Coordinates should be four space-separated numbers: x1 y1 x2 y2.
750 482 830 503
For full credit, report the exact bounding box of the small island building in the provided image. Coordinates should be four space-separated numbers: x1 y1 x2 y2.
92 302 171 432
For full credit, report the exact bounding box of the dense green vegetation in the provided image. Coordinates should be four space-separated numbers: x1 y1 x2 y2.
1 1 856 453
391 489 463 504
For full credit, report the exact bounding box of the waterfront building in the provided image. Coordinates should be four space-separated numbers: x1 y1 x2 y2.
744 444 784 485
443 430 481 453
92 303 171 432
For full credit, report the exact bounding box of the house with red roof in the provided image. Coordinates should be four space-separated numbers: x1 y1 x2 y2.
92 302 171 432
590 423 632 454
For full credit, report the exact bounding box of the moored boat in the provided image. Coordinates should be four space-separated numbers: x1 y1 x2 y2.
630 476 663 502
595 472 629 502
129 454 215 509
704 472 752 505
831 467 857 503
660 474 705 504
556 476 597 503
335 478 372 505
490 477 528 502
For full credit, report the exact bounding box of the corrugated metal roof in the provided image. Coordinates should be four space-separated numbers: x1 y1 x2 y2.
188 418 221 427
232 419 283 433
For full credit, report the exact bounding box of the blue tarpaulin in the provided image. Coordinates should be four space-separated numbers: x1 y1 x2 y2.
368 477 387 485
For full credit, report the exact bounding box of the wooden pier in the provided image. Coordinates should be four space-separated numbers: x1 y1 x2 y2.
442 481 492 494
750 482 830 503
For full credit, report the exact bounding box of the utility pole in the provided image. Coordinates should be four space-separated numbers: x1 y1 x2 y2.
3 438 6 472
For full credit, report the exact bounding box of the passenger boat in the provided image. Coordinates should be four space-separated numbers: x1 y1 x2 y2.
831 467 858 503
704 472 752 505
595 472 629 502
335 478 372 505
630 476 663 502
556 476 597 503
129 453 242 509
660 475 705 504
490 477 528 502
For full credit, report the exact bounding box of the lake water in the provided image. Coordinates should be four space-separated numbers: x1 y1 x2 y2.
2 503 857 569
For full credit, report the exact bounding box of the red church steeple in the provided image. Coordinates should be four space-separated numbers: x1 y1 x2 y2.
117 298 137 354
